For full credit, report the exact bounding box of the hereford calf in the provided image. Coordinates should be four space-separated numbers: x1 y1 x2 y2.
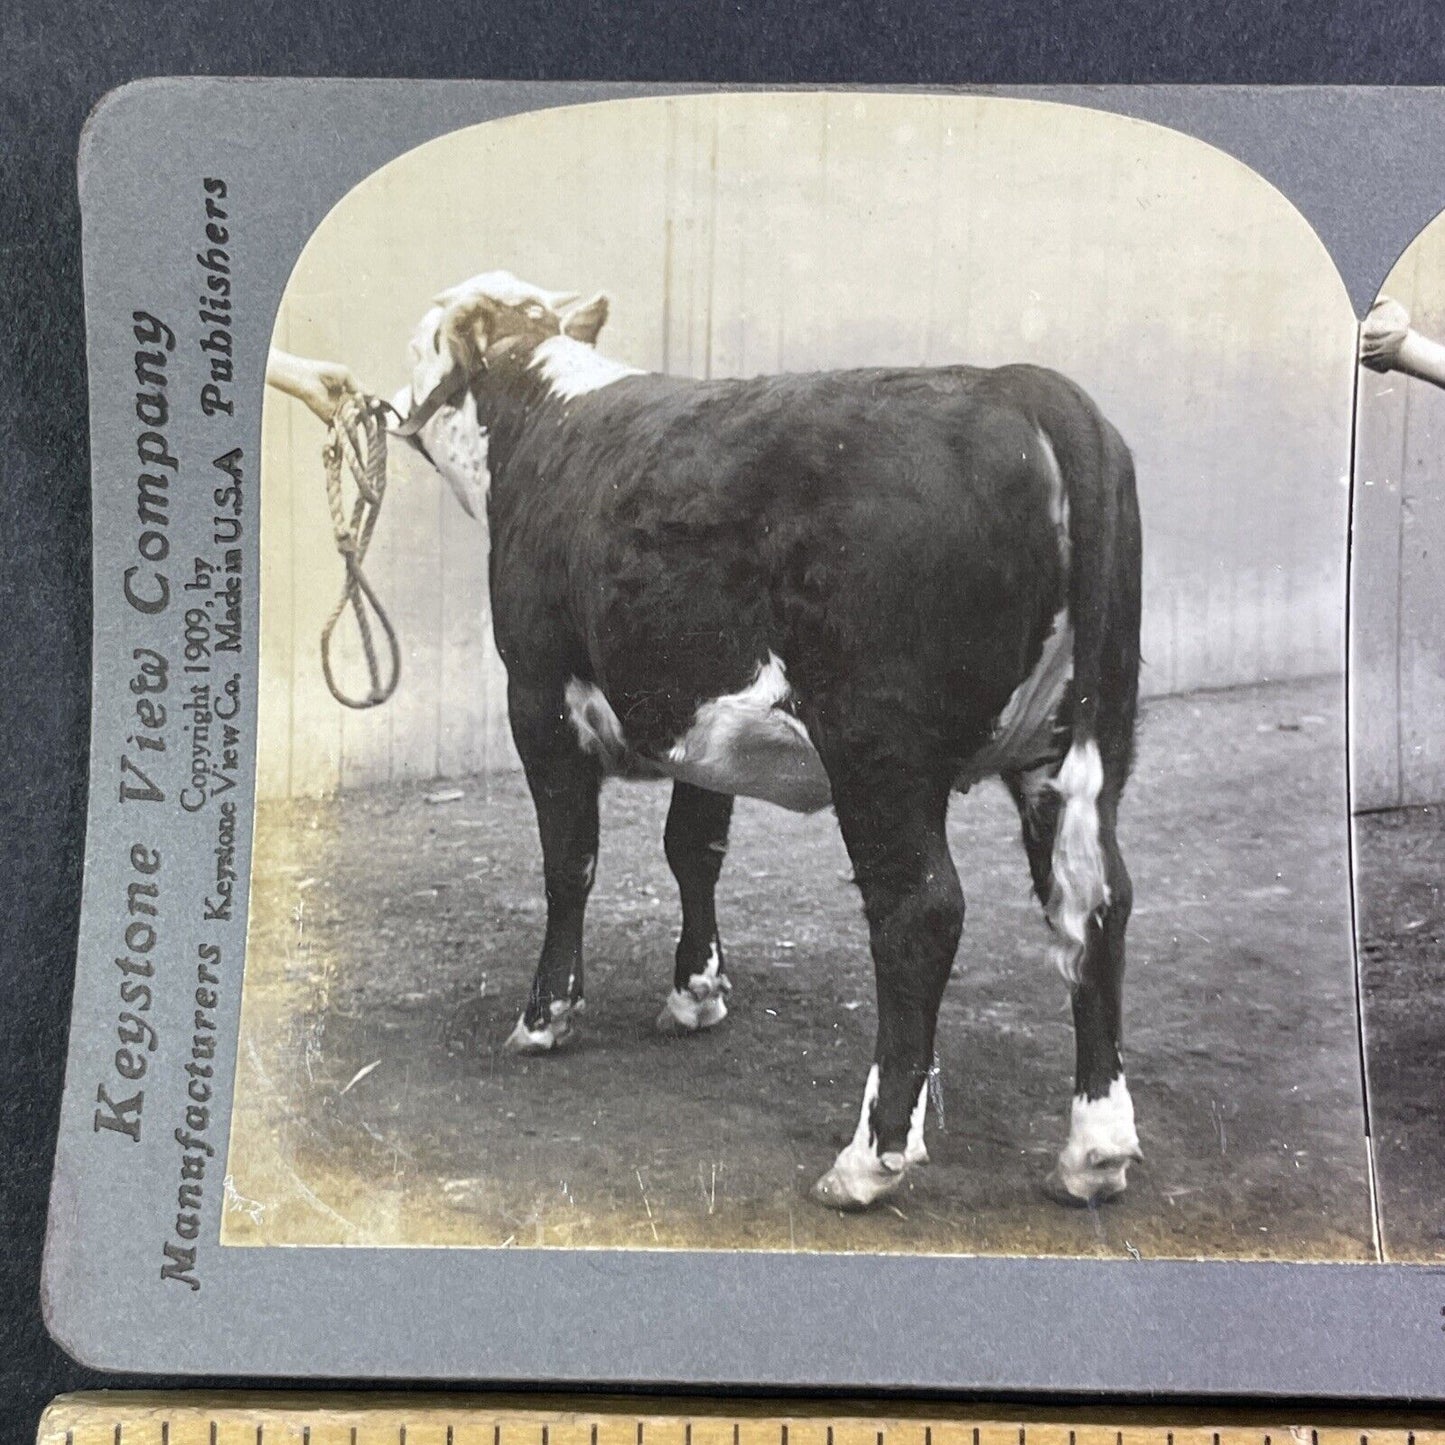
393 271 1143 1211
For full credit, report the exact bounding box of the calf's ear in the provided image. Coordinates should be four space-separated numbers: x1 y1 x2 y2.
441 294 500 373
562 293 610 346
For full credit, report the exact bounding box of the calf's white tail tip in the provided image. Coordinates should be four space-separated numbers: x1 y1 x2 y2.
1047 737 1109 983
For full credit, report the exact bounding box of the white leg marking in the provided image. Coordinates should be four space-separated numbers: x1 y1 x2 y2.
810 1064 910 1210
656 939 731 1033
1047 737 1110 982
505 997 582 1054
1047 1075 1142 1204
905 1077 930 1165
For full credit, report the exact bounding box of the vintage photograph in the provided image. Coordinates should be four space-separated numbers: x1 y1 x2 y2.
1352 218 1445 1263
223 92 1370 1257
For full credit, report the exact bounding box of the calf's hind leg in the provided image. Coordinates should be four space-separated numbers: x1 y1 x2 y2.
810 750 959 1210
1007 763 1140 1205
505 681 601 1054
657 781 735 1033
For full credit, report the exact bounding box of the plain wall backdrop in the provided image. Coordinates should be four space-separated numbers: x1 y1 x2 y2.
261 91 1356 799
1354 212 1445 809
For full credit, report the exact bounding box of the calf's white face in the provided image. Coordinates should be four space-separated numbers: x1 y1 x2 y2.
391 270 608 517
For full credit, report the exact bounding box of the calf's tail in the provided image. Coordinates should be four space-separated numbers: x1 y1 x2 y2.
1025 375 1139 982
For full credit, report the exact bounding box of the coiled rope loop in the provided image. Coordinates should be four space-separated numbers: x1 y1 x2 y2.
321 394 402 709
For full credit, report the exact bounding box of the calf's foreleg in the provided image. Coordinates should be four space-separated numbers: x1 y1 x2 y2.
505 682 601 1053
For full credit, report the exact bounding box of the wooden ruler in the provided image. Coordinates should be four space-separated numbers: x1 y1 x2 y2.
35 1396 1445 1445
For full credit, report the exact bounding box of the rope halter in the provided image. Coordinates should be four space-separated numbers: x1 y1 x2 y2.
320 393 402 709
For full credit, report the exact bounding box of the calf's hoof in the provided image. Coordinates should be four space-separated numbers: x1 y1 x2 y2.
505 998 583 1054
810 1144 908 1212
1044 1078 1142 1206
655 972 731 1034
1041 1148 1140 1207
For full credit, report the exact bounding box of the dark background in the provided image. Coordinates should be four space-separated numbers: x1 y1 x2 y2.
5 3 1445 1441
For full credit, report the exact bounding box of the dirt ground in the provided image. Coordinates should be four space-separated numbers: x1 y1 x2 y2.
224 676 1374 1259
1354 807 1445 1262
